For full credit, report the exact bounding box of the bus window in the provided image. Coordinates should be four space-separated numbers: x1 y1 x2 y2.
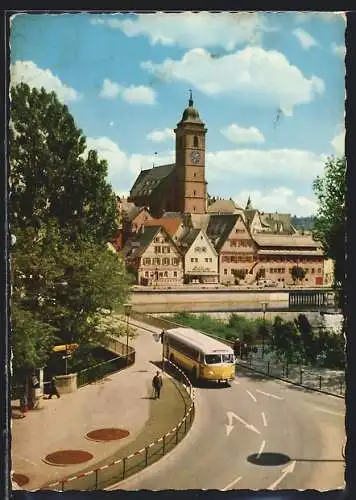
205 354 222 364
222 353 234 363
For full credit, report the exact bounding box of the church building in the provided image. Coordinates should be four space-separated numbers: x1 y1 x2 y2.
129 92 208 216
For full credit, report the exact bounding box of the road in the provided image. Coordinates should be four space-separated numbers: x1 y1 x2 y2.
110 324 345 491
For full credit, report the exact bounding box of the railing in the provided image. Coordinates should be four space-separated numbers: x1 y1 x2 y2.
76 349 135 388
42 360 195 491
238 356 345 398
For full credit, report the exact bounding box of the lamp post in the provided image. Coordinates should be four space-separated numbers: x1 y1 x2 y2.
261 302 268 359
124 303 132 366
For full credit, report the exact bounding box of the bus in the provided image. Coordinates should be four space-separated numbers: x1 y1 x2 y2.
163 327 235 385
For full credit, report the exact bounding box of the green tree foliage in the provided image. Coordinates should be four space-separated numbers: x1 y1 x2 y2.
291 265 306 283
10 83 118 243
313 156 346 295
10 84 132 373
268 316 300 363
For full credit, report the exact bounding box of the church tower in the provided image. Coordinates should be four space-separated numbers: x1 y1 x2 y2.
174 91 207 214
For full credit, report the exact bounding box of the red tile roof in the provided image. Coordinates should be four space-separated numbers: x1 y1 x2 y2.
144 218 181 236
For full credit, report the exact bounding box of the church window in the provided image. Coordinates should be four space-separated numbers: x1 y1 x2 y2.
193 190 196 196
194 173 197 178
193 206 196 212
193 135 199 148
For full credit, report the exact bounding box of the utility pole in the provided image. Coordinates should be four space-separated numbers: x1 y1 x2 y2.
124 303 132 366
261 302 268 359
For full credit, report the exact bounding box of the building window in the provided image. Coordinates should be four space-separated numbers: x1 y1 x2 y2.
163 258 169 265
174 271 177 277
317 268 322 273
173 258 179 265
193 190 196 196
194 172 197 178
155 246 161 253
193 206 196 212
164 271 168 277
145 271 149 277
191 258 195 262
224 269 228 275
311 268 315 273
230 240 237 247
202 247 207 252
193 135 199 148
205 258 209 262
209 258 212 262
159 272 163 278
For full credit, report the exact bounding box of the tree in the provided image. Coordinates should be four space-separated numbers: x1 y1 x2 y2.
10 83 118 243
10 84 132 375
294 314 317 363
231 269 247 284
268 316 300 363
291 265 306 283
313 156 346 302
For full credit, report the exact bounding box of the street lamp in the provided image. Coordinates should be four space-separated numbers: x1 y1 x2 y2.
124 303 132 365
261 302 268 359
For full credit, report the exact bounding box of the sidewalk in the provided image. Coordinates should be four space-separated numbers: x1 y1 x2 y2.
11 321 187 491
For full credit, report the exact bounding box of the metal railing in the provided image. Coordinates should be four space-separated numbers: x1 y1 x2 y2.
42 359 195 491
76 349 135 388
238 357 345 398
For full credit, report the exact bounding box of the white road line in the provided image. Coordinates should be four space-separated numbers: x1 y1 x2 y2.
257 440 266 459
312 406 344 417
256 389 283 400
246 390 257 402
261 411 268 427
221 475 243 491
15 455 38 467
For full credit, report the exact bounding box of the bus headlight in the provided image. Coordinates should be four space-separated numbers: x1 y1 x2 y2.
208 370 214 375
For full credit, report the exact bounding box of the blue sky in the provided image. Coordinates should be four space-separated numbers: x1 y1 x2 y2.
10 12 345 216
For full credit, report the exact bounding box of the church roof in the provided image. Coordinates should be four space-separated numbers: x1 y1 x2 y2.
178 91 204 125
130 163 175 198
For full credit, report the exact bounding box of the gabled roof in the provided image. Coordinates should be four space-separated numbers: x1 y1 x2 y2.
244 209 259 225
206 214 240 250
144 217 181 236
260 212 295 234
207 199 241 214
121 226 161 259
179 228 201 248
130 164 175 198
125 205 149 221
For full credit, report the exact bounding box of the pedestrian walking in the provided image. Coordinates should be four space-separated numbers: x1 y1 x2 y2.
19 392 28 418
152 371 163 399
47 376 60 399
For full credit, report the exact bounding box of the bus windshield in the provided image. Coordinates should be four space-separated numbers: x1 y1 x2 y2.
205 354 222 364
222 353 234 363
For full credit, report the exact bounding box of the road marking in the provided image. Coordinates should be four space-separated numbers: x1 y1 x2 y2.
257 440 266 459
261 412 268 427
226 411 261 436
268 460 296 490
256 389 283 400
15 455 38 467
221 475 243 491
246 390 257 402
312 406 344 417
233 380 240 385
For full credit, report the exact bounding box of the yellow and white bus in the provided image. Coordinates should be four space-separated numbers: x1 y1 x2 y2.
163 327 235 385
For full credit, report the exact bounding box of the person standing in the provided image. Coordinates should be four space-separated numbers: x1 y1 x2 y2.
47 376 60 399
152 371 163 399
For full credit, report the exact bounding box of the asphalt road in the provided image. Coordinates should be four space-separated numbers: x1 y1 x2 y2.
110 327 345 492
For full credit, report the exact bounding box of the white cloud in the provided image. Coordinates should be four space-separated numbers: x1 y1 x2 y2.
92 12 271 51
294 12 345 24
292 28 319 50
100 79 121 99
146 128 175 142
331 125 345 155
109 121 114 127
141 47 324 116
99 79 156 105
221 124 265 144
234 187 317 216
10 60 81 102
331 42 346 58
122 85 156 105
206 148 326 187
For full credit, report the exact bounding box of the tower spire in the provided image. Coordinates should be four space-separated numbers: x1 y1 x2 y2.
188 89 193 107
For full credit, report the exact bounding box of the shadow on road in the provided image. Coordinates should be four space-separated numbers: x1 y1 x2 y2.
248 452 290 466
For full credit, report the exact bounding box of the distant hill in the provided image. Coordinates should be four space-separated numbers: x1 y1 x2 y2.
291 216 315 231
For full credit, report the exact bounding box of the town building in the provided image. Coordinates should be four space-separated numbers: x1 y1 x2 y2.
121 225 184 286
179 228 219 284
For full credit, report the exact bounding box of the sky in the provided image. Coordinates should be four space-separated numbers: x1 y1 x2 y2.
10 11 346 216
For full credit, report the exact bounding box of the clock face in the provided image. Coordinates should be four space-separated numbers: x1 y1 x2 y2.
190 150 200 164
